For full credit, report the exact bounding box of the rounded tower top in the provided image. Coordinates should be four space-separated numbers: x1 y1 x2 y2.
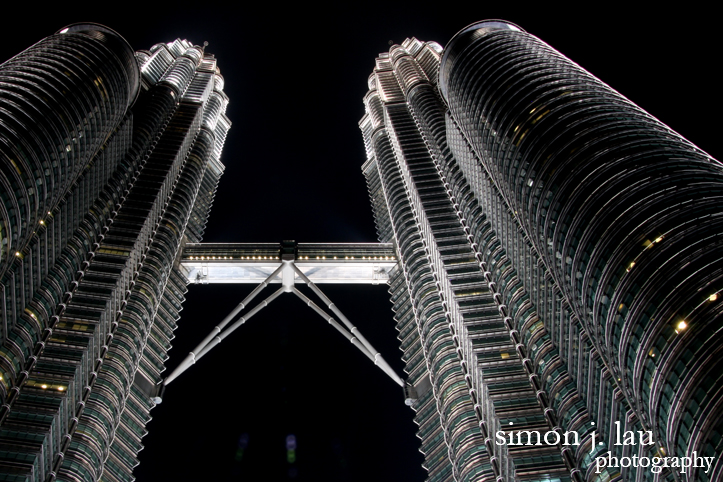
58 23 141 107
439 20 523 101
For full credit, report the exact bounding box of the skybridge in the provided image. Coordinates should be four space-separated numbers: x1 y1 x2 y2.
162 241 407 394
180 242 397 284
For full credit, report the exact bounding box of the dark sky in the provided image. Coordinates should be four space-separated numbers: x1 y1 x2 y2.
2 4 719 482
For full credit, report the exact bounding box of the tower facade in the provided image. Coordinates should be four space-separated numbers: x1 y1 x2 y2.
361 21 722 482
0 25 230 481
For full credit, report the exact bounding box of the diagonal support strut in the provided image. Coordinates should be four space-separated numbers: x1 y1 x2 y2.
291 263 404 387
164 266 283 385
163 260 404 389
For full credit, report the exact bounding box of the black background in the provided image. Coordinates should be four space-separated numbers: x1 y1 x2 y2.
1 3 719 481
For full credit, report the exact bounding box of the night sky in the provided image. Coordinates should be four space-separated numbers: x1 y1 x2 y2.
1 4 719 481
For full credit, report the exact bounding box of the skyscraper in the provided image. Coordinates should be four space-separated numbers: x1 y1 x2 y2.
2 17 719 482
361 20 722 482
0 24 230 481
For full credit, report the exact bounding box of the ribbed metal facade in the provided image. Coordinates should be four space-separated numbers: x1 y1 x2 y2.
0 26 230 481
439 21 723 482
362 21 722 482
362 38 573 482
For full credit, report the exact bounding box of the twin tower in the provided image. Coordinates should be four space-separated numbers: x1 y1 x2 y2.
0 21 720 482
